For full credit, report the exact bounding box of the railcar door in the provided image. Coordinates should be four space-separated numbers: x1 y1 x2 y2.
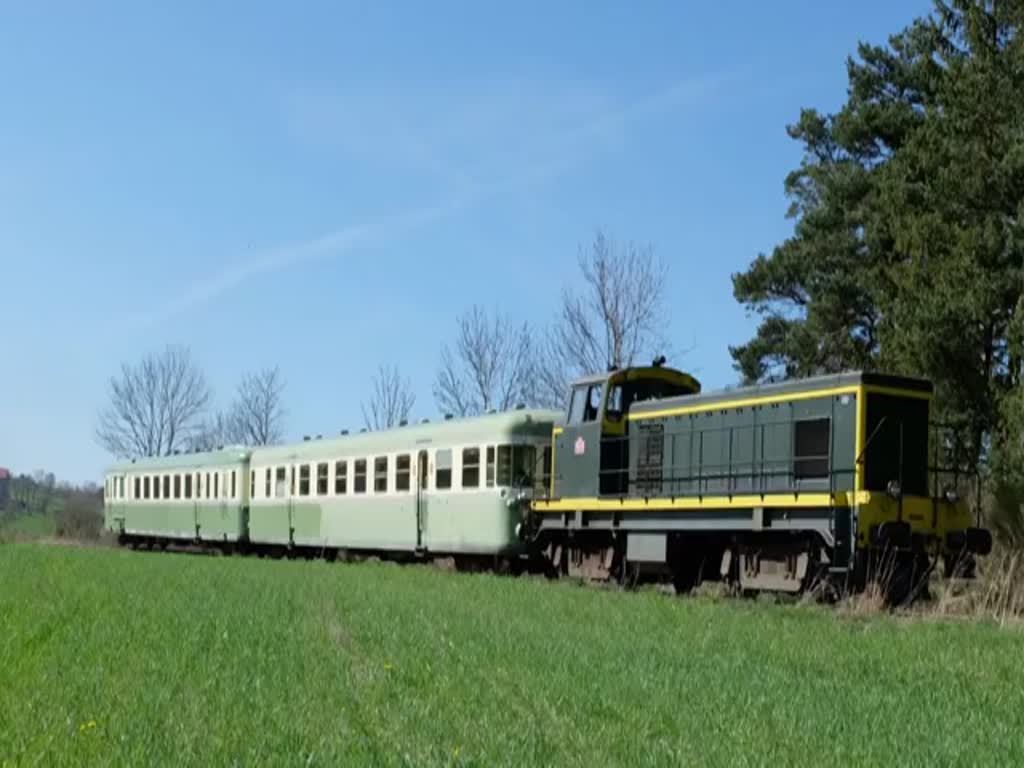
415 450 429 550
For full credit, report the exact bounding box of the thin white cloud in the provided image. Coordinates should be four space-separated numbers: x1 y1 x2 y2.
133 73 728 328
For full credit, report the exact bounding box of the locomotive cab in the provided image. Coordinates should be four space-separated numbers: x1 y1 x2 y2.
551 362 700 499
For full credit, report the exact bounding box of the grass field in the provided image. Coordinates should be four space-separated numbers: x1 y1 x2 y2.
0 512 55 539
2 543 1023 767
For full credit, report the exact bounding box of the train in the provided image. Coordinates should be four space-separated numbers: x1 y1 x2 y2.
104 362 992 603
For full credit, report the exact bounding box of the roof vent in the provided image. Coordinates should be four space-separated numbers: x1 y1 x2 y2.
360 428 367 433
303 435 310 441
444 413 454 421
340 429 349 435
486 408 497 415
315 434 322 440
515 403 526 410
217 445 224 451
399 419 408 427
420 418 430 424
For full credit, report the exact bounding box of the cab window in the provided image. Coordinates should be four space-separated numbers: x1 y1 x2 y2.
568 386 587 424
606 384 624 420
583 384 603 422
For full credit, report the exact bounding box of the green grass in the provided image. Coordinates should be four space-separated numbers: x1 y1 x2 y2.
2 543 1023 767
0 512 55 538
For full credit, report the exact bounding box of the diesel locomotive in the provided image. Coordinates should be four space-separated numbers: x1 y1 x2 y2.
528 361 992 601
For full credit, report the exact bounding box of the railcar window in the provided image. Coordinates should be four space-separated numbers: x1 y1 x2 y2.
265 468 271 499
251 471 255 499
486 447 496 487
134 477 141 499
435 449 452 490
374 457 388 493
497 445 512 486
299 465 310 496
396 454 411 492
154 476 161 500
290 466 295 496
794 418 830 480
462 448 480 488
231 471 237 499
354 459 367 494
214 473 220 499
172 475 180 499
163 476 170 499
184 474 193 499
275 467 287 498
143 477 150 499
316 463 329 495
335 460 347 494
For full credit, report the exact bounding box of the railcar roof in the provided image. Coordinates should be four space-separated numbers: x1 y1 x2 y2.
250 408 560 464
107 447 250 473
106 409 560 474
630 371 932 416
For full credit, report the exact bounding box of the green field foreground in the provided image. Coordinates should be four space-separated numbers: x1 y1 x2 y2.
2 545 1024 767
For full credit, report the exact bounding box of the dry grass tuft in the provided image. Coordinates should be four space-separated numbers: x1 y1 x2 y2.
927 549 1024 626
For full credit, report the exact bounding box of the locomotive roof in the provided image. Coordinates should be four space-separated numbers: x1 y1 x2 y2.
108 408 560 473
571 365 701 390
630 370 932 416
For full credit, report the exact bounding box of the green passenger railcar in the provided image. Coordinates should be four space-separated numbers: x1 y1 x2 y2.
103 409 559 559
104 449 251 544
247 409 557 555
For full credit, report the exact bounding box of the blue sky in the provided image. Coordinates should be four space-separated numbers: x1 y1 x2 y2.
0 1 933 482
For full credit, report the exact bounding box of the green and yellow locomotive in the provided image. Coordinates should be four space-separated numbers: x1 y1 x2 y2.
529 362 991 600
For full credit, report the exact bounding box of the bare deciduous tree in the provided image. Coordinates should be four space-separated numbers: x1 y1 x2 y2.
362 364 415 430
231 367 286 445
96 345 211 458
186 411 237 452
535 231 669 407
434 305 534 417
188 367 287 450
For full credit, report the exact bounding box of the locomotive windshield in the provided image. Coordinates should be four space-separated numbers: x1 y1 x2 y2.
863 393 929 497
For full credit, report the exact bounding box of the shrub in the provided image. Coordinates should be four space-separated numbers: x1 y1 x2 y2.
55 490 103 540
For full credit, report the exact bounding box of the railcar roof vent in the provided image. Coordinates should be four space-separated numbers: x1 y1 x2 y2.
340 429 349 435
399 419 408 426
515 403 526 410
303 435 310 441
652 355 667 367
420 418 430 424
315 434 322 440
444 413 454 421
360 428 368 433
